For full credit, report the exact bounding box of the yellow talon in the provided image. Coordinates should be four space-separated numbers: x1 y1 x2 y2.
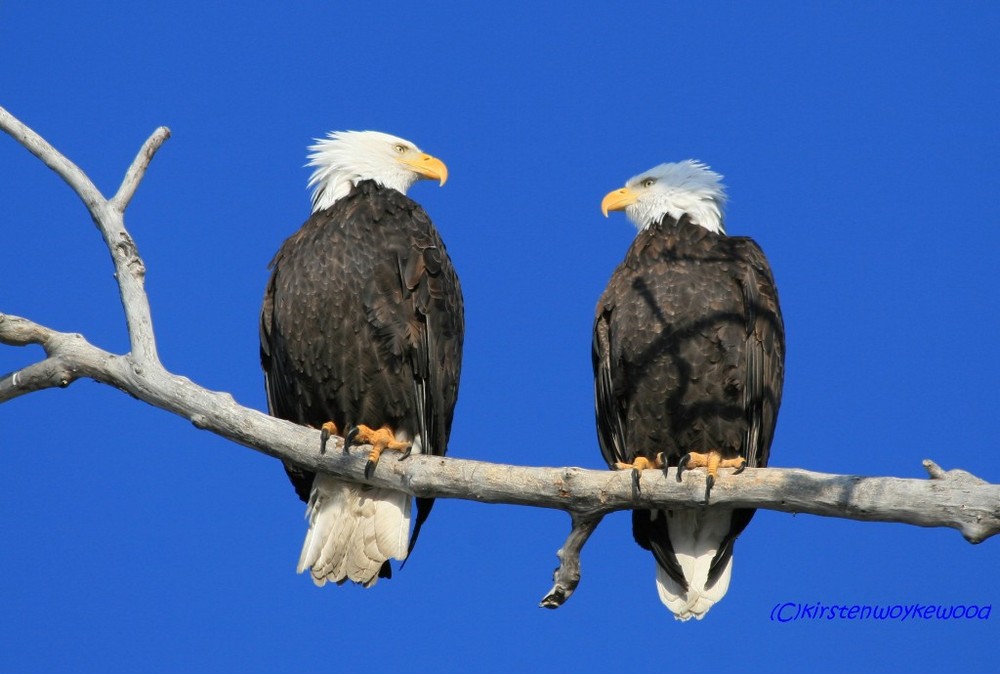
319 421 340 453
677 449 747 498
615 455 665 471
346 424 412 478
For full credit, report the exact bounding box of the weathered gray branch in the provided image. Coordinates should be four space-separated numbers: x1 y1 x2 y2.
0 104 167 364
2 103 998 610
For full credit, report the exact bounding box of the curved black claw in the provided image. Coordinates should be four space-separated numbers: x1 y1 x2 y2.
631 467 642 493
705 473 715 500
733 460 747 475
320 427 331 455
364 459 377 479
677 453 692 482
345 425 360 449
397 445 413 461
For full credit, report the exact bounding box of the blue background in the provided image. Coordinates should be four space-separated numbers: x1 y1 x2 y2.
2 3 997 672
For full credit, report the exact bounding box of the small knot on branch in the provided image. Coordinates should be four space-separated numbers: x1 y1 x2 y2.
923 459 988 486
557 467 580 498
923 459 947 480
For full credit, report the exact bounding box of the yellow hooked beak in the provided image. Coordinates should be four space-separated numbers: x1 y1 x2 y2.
600 186 639 217
402 153 448 186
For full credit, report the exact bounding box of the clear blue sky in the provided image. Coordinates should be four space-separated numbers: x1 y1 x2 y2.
2 2 997 672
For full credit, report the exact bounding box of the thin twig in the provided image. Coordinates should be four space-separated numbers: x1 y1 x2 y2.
540 514 604 608
111 126 171 211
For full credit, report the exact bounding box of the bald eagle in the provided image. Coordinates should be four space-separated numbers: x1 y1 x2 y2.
260 130 463 587
594 160 784 619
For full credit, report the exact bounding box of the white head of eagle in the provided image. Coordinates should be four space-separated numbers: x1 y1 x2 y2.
306 130 448 213
601 160 727 235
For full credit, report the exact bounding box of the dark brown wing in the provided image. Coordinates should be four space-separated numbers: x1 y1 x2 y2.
730 237 784 471
371 195 464 550
713 235 784 573
260 180 463 549
593 297 629 468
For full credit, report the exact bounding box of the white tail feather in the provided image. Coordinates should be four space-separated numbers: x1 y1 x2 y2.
297 473 411 588
654 509 734 620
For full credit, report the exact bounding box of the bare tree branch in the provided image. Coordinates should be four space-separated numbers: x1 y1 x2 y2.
2 104 998 610
0 105 165 364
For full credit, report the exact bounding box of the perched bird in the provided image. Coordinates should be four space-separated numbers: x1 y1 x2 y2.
593 160 784 619
260 130 463 587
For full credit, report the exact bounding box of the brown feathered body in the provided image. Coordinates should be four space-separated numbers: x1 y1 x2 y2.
261 179 463 585
593 213 783 618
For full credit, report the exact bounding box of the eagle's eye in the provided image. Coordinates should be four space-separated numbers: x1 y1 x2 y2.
394 144 407 154
641 178 656 188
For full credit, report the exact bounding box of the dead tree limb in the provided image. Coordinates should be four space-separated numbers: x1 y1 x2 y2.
2 104 997 610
